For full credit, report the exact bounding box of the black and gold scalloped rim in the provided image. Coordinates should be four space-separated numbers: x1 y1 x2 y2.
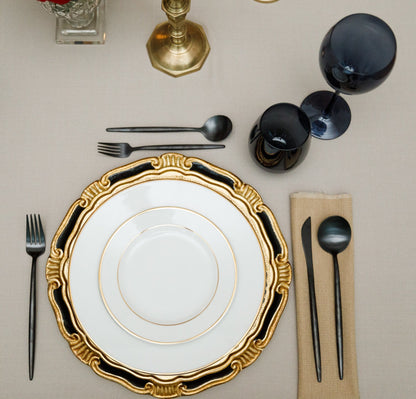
46 153 291 398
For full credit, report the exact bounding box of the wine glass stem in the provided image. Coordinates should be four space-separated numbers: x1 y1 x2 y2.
322 90 340 118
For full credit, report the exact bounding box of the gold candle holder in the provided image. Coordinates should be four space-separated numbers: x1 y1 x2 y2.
147 0 210 77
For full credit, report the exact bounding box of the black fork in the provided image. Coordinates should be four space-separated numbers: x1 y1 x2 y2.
97 142 225 158
25 214 45 380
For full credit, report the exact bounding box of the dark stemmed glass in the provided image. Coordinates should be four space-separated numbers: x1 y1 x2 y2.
301 13 397 139
249 103 311 172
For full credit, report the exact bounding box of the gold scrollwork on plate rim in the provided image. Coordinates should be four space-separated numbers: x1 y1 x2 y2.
46 153 291 398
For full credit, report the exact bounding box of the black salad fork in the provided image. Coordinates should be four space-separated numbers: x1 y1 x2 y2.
26 214 45 380
97 142 225 158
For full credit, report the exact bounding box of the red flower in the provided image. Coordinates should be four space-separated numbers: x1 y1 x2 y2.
38 0 73 4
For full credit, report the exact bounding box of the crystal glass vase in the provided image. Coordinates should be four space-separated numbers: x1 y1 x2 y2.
42 0 105 44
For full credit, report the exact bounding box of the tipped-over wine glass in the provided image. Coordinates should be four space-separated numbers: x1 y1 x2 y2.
301 13 397 140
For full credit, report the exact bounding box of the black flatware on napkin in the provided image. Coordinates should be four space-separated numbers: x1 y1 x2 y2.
290 193 359 399
301 216 322 382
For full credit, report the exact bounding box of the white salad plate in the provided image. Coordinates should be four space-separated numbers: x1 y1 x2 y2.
99 206 237 344
47 154 291 397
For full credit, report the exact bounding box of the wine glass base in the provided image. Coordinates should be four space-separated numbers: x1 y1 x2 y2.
301 91 351 140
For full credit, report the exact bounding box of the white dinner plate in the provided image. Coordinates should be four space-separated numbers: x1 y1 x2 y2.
47 154 291 397
70 179 264 374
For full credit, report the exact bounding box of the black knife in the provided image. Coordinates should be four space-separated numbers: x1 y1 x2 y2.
301 217 322 382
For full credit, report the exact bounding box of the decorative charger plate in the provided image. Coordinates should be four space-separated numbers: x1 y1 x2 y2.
46 153 291 398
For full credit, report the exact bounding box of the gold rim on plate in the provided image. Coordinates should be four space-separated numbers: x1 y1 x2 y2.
98 206 237 344
46 153 291 398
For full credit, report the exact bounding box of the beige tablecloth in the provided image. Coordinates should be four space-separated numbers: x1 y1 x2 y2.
1 0 416 398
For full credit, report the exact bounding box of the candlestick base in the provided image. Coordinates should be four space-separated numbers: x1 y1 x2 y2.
147 21 210 77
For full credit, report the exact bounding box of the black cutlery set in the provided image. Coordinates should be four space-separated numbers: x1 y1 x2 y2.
99 115 232 158
301 215 351 382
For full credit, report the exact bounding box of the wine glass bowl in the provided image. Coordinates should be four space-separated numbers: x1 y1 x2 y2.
249 103 311 172
320 14 397 94
301 13 397 139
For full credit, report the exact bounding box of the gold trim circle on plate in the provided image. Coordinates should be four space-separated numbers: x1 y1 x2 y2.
116 225 220 327
98 206 238 344
46 153 291 398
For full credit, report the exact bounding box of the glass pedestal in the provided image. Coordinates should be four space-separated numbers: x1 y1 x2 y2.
55 0 105 44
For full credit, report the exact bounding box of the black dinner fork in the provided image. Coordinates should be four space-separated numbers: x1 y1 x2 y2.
26 214 45 380
97 142 225 158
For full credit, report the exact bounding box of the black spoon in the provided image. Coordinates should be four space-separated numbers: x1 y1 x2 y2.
106 115 233 142
317 216 352 380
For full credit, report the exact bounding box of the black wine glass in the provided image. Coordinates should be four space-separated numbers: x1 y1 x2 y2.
249 103 311 172
301 13 397 139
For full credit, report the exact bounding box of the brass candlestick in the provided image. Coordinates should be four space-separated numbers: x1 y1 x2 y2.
147 0 210 77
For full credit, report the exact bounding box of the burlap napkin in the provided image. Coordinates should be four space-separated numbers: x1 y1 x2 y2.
290 193 359 399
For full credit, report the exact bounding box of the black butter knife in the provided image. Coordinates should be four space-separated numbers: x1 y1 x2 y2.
301 217 322 382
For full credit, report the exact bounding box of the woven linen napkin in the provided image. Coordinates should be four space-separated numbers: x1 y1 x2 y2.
290 193 359 399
